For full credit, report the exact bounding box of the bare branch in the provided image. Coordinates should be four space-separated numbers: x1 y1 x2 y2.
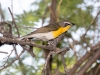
0 36 69 51
68 42 100 75
77 48 100 75
42 47 70 75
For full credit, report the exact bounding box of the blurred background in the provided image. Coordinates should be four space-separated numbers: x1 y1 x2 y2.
0 0 100 75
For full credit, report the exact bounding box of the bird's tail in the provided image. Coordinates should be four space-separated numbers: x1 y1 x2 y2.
16 35 32 40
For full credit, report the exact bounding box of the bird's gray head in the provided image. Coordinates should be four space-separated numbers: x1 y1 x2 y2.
58 20 75 27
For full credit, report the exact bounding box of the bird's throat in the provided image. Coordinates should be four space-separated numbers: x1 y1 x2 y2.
52 25 71 38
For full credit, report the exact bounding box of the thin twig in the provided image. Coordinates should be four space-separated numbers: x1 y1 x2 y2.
42 52 52 75
83 11 100 38
56 0 62 21
60 53 69 75
44 52 52 70
0 3 5 21
0 21 38 29
0 51 8 54
13 44 19 59
12 25 38 29
2 49 14 67
43 0 56 21
28 46 36 57
8 7 20 37
0 49 25 71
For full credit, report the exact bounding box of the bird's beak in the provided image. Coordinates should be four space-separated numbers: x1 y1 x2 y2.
71 23 75 26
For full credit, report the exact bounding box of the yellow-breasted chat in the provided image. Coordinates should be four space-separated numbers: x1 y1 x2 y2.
19 20 75 41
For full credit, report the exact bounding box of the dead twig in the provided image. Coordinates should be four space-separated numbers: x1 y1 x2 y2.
2 49 14 67
42 51 52 75
83 11 100 38
60 53 69 75
0 49 25 71
28 46 36 57
13 44 19 59
8 7 20 37
0 51 8 54
0 3 5 21
43 0 57 22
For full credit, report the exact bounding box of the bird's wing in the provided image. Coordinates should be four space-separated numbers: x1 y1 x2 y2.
28 23 61 35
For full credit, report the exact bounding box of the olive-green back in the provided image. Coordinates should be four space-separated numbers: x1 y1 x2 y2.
28 23 61 35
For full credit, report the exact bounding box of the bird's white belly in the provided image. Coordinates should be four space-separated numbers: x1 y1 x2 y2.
29 32 54 41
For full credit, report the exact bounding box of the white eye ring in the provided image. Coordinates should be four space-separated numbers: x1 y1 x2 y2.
64 22 68 23
64 22 70 25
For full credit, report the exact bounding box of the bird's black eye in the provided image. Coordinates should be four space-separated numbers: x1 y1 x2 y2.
64 22 70 27
65 23 70 25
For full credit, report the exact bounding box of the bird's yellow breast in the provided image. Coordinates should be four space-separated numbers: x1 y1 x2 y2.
52 25 71 38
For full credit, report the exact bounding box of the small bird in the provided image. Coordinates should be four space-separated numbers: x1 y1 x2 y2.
19 20 75 41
